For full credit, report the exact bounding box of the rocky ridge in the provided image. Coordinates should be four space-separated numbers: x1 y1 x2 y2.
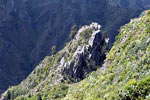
1 22 107 100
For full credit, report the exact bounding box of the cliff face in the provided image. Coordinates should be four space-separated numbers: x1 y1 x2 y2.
0 0 149 94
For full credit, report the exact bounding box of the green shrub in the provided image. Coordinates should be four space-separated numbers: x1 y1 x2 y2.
47 83 69 100
70 25 77 39
120 77 150 99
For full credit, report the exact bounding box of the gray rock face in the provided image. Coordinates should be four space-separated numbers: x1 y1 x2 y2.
62 23 105 80
0 0 149 94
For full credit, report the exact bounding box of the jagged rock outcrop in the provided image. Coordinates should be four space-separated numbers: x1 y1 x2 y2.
1 23 107 100
61 23 105 80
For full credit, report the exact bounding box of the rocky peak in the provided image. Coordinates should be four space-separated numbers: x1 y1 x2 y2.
62 22 105 80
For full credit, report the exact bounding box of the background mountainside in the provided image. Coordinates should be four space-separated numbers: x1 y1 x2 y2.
0 0 150 94
2 10 150 100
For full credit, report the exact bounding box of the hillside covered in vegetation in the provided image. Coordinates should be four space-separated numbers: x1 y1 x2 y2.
1 10 150 100
0 0 149 93
64 10 150 100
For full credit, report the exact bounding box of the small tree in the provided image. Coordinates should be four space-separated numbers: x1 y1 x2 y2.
103 31 109 38
51 46 56 55
70 25 77 39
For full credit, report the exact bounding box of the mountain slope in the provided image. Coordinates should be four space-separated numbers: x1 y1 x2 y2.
0 0 150 95
0 0 150 93
64 10 150 100
2 10 150 100
1 23 107 100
